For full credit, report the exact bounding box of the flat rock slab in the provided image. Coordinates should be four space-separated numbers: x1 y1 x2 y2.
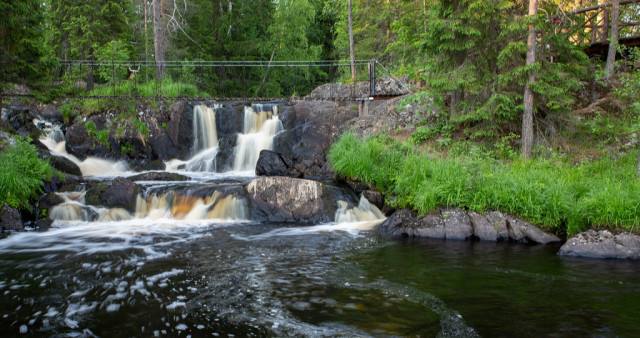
246 176 330 223
559 229 640 260
378 209 560 244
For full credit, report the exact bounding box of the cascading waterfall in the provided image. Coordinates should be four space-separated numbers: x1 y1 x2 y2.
166 104 220 172
334 196 386 223
232 104 283 172
135 190 248 221
37 120 131 177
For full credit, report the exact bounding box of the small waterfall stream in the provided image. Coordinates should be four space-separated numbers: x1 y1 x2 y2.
232 104 283 172
38 120 131 177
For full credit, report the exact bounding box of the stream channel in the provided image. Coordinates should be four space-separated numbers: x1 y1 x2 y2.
0 103 639 336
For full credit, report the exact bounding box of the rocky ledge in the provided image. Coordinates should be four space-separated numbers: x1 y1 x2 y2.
558 229 640 260
378 208 561 244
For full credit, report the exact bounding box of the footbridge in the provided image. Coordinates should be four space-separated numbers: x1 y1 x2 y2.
562 0 640 56
1 59 410 102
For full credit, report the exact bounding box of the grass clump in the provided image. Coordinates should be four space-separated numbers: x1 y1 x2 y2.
329 132 640 236
0 137 56 210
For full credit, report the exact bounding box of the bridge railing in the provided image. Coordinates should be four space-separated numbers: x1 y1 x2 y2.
8 59 403 101
566 0 640 45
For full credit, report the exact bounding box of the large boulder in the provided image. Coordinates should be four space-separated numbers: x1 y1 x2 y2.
36 104 63 123
65 123 112 160
470 211 508 241
245 176 331 223
101 177 140 212
5 102 39 138
558 229 640 260
306 77 408 99
377 209 416 237
1 203 23 232
507 218 561 244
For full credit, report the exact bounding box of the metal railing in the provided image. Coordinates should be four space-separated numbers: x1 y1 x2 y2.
2 59 408 101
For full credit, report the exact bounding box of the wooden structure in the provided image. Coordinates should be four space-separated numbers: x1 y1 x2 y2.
567 0 640 56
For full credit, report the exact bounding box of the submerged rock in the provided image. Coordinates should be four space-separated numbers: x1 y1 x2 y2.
246 176 330 223
0 203 23 232
378 209 560 244
128 172 189 181
558 229 640 260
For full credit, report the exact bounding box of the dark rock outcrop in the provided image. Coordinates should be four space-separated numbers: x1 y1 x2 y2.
245 176 330 223
167 101 195 159
362 190 383 210
255 150 291 177
306 77 408 99
1 203 23 231
36 104 63 123
378 209 560 244
101 177 140 212
49 155 82 176
146 114 178 161
558 229 640 259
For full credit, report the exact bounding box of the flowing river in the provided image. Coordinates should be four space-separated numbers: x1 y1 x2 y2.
1 103 638 336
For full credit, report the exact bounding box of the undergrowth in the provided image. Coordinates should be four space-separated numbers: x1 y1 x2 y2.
0 137 56 210
329 132 640 236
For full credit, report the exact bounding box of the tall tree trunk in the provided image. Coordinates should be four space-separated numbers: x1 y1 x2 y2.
153 0 166 82
144 0 149 81
605 0 620 78
522 0 538 159
348 0 356 82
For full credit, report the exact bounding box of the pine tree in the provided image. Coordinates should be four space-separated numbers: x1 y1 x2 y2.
0 0 48 102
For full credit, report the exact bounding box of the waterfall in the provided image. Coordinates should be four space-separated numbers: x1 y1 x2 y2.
133 190 248 221
232 104 283 172
37 120 131 177
334 196 385 223
192 104 218 153
166 104 220 172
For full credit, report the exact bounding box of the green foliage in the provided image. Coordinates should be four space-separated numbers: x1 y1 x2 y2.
94 39 131 82
0 0 50 91
84 120 110 145
410 118 455 145
0 137 55 210
131 119 148 136
120 142 133 154
329 133 640 236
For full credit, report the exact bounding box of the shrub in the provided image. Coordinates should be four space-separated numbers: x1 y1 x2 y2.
0 137 55 210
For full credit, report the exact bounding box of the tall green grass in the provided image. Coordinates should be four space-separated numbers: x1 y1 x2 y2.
329 132 640 236
0 137 55 210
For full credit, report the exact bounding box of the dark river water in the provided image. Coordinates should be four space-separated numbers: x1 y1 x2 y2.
1 217 638 337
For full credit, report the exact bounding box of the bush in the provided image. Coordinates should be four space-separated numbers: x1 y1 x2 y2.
0 137 55 210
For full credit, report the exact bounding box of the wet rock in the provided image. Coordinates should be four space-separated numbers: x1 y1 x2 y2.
442 208 474 240
484 211 511 240
137 159 166 171
362 190 383 210
167 101 195 159
377 209 416 238
1 203 23 232
255 150 290 177
215 134 237 171
215 106 242 136
507 218 561 244
101 177 140 212
129 172 189 181
35 219 52 232
36 104 63 123
559 229 640 260
470 212 503 241
146 115 178 160
50 154 82 176
413 214 447 238
38 193 64 216
246 176 330 223
6 103 39 138
64 123 92 159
